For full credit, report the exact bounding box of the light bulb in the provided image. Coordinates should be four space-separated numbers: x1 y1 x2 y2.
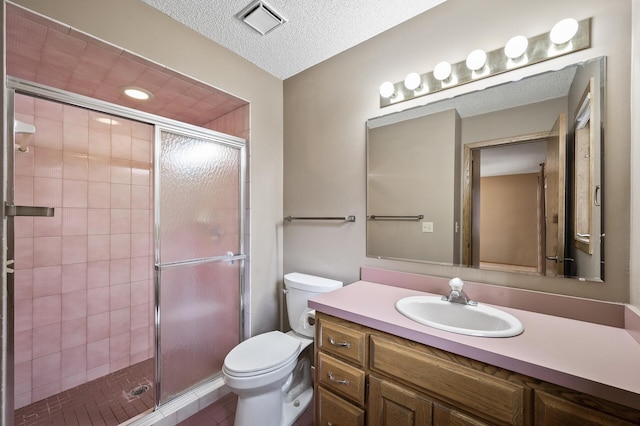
120 86 153 100
433 62 452 81
466 49 487 71
404 72 422 91
504 35 529 59
379 81 396 98
550 18 578 45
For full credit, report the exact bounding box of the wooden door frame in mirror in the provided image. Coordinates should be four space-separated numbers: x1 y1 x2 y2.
573 79 595 255
462 131 551 269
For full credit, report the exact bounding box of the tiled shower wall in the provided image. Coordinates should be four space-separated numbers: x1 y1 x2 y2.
12 94 154 409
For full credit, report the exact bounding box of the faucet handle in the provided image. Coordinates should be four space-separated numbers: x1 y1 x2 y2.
449 277 464 291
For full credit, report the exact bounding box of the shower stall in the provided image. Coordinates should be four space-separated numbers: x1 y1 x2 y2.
6 81 246 425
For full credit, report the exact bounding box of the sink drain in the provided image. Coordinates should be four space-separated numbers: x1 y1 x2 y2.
129 385 149 397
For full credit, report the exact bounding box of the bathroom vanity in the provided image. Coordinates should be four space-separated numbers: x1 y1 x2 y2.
310 272 640 425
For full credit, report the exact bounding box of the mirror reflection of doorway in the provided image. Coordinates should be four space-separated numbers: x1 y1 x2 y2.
463 113 567 276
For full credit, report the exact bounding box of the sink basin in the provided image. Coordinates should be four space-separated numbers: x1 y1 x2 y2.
395 296 524 337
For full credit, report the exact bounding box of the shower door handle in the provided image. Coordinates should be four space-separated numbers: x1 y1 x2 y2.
5 204 55 217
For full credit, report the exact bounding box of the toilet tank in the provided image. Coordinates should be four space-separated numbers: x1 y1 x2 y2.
284 272 343 338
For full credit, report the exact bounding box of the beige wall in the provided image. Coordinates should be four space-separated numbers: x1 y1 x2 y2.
284 0 632 302
367 109 460 263
462 98 567 145
631 2 640 310
12 0 285 334
480 174 539 267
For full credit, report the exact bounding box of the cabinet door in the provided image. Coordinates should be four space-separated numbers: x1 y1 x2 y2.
433 404 491 426
370 335 526 424
318 386 365 426
368 376 432 426
535 392 636 426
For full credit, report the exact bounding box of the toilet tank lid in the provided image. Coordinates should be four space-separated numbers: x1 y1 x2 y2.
284 272 343 292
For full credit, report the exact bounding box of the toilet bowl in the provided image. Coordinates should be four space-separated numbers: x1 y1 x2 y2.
222 273 342 426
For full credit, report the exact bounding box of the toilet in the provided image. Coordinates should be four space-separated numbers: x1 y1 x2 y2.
222 272 343 426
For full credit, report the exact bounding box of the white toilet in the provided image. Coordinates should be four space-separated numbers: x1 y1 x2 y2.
222 272 343 426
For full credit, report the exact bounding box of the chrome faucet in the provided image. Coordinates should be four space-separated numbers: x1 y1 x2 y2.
442 277 477 306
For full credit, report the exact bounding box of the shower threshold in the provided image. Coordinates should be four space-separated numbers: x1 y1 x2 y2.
15 359 154 426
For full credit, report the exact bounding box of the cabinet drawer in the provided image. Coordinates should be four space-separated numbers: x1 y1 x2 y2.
318 316 366 366
370 335 525 425
534 391 636 426
317 386 364 426
318 352 366 406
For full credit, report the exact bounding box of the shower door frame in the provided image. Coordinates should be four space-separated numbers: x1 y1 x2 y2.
153 123 247 405
3 77 247 420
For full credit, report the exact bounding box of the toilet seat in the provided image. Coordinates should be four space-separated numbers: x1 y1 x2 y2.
224 331 301 377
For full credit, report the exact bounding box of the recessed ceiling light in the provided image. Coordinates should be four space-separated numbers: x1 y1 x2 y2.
120 86 154 101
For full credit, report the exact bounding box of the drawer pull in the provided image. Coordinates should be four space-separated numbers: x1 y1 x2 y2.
329 336 351 348
328 371 350 385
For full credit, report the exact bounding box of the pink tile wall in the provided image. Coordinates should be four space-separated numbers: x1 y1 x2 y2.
204 104 250 142
13 94 154 409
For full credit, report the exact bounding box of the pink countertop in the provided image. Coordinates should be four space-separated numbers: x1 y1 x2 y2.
309 280 640 410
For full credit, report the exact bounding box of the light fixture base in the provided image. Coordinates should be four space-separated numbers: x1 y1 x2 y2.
379 18 590 108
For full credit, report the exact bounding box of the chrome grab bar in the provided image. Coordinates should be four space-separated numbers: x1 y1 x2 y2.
368 214 424 221
284 215 356 222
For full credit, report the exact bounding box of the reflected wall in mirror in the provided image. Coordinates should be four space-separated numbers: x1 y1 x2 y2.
366 56 605 283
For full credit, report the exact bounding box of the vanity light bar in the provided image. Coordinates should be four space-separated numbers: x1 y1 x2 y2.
379 18 590 108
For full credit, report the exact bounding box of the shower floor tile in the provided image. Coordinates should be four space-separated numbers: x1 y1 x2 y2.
15 359 154 426
177 392 314 426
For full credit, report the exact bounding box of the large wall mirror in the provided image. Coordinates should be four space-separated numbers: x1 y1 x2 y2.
366 56 605 283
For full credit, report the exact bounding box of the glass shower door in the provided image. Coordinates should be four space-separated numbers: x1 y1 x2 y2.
155 126 245 404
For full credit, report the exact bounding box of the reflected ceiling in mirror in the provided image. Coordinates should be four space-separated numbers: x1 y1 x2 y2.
366 56 605 283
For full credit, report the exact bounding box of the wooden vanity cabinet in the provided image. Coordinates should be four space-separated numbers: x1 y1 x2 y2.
318 386 365 426
369 333 528 425
316 314 368 425
314 313 640 426
368 375 491 425
368 376 433 426
533 391 638 426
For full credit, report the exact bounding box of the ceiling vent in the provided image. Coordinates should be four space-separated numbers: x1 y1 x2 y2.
237 0 286 36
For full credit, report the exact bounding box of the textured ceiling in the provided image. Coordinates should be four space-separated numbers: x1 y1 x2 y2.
140 0 447 80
